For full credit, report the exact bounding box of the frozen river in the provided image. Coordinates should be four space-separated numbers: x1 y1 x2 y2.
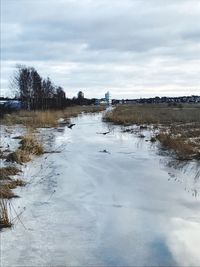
1 112 200 266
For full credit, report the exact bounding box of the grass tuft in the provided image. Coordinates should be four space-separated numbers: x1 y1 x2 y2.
0 199 12 229
19 135 44 155
0 167 21 180
6 149 31 164
7 179 26 189
6 134 44 164
0 186 15 199
156 133 196 160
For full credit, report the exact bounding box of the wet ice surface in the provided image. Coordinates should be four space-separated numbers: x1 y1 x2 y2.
1 113 200 267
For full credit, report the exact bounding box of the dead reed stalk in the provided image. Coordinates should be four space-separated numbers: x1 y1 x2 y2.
0 199 12 229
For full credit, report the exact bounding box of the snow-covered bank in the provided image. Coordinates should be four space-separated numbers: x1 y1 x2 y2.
1 113 200 266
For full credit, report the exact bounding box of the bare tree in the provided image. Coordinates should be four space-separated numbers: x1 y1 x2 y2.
42 77 55 98
11 65 32 109
10 65 66 110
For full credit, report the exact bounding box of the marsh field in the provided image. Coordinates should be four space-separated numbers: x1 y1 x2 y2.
105 104 200 160
0 104 200 266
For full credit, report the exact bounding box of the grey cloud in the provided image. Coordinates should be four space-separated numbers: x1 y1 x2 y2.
1 0 200 98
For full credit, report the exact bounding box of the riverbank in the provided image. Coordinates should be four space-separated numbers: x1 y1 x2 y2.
104 104 200 160
1 105 106 128
0 105 105 229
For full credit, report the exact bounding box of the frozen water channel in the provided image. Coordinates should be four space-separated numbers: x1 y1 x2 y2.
1 112 200 266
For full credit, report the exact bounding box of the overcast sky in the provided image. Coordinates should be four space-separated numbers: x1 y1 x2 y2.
1 0 200 99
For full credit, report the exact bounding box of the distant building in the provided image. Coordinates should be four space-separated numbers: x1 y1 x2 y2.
105 91 110 105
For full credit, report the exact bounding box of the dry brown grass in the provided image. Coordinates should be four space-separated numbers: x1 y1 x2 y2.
104 104 200 160
0 186 15 199
0 179 25 198
0 167 25 200
1 105 105 128
0 160 26 199
6 179 26 189
19 135 44 155
0 149 4 159
1 110 59 128
0 167 21 180
6 149 31 164
156 133 196 160
0 169 25 232
104 104 200 125
6 133 44 164
0 199 12 229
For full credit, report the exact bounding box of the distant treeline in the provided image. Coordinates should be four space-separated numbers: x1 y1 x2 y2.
112 95 200 105
8 65 97 110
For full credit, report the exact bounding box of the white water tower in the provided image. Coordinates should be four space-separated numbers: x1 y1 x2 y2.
105 91 110 105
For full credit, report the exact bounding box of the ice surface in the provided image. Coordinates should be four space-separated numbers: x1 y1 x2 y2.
1 113 200 266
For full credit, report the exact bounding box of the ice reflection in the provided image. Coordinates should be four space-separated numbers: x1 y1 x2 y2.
167 217 200 266
161 157 200 198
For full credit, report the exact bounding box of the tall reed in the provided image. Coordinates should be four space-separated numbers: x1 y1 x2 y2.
0 199 12 229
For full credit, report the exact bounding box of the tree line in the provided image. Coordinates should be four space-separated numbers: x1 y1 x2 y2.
12 65 66 110
11 65 96 110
